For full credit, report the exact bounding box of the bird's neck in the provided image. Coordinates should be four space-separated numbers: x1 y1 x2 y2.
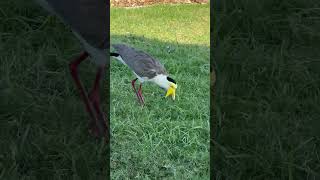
152 74 169 90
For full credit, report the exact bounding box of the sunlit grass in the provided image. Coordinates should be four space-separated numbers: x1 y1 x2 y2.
110 4 210 179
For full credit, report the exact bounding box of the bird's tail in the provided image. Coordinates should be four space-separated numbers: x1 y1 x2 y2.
110 52 120 57
110 52 127 65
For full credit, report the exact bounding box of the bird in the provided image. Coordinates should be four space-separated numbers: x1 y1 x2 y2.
35 0 109 140
110 44 177 105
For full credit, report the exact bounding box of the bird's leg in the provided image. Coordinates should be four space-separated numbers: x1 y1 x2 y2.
69 51 95 119
138 84 145 104
69 51 106 139
131 78 143 105
88 66 108 139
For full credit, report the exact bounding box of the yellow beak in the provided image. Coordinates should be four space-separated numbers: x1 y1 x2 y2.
165 83 177 100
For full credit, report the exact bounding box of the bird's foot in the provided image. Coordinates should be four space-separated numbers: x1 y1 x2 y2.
88 90 110 142
135 94 144 106
138 92 145 106
139 98 145 106
88 115 109 142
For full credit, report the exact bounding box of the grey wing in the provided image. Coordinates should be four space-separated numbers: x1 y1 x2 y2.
132 54 167 79
112 44 167 78
39 0 108 49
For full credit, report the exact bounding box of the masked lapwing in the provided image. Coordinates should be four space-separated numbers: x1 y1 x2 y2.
35 0 109 140
110 44 177 105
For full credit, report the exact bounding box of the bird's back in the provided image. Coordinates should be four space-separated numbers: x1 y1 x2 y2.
37 0 108 50
112 44 167 79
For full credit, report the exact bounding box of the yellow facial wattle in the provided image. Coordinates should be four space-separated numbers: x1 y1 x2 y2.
165 83 177 100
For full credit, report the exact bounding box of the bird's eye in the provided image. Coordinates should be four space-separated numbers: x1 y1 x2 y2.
167 76 176 84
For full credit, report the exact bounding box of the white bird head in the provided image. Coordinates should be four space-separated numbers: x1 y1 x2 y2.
153 75 177 100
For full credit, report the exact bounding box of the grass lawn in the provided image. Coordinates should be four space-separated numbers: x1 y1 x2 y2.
213 0 320 179
110 4 210 179
0 1 209 179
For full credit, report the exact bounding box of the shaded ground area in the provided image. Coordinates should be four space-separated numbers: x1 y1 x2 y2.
0 1 108 179
213 0 320 179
